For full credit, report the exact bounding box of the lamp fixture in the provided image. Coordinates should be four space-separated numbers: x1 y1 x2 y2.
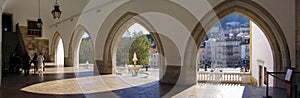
36 0 43 28
51 0 62 19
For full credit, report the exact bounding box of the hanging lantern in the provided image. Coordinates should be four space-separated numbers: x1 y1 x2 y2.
37 0 43 29
37 18 43 29
51 0 62 19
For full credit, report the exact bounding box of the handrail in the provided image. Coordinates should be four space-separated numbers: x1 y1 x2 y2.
266 71 300 98
268 73 289 83
15 23 27 54
268 72 300 74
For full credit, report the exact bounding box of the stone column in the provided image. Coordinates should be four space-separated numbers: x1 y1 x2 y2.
160 65 181 84
95 60 113 75
49 54 55 62
159 65 197 85
157 34 197 86
64 57 73 67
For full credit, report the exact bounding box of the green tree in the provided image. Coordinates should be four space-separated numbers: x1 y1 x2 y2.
79 37 94 64
128 34 151 65
116 30 151 66
116 37 133 66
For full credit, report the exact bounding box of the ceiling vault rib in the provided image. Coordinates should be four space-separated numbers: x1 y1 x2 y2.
49 0 121 28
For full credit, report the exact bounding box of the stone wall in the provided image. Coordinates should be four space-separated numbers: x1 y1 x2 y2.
296 0 300 92
19 26 50 61
296 0 300 71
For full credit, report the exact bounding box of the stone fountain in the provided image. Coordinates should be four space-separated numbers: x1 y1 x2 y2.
128 53 143 76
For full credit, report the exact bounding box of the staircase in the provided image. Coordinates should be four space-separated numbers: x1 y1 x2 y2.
2 24 26 76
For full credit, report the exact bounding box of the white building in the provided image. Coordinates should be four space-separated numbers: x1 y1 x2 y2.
149 53 160 68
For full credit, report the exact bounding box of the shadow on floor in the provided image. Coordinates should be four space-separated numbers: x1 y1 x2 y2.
2 71 293 98
0 70 183 98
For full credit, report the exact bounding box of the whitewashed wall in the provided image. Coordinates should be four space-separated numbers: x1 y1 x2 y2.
1 0 295 67
251 22 274 86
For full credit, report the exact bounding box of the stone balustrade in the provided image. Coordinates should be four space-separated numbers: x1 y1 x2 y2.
198 71 251 84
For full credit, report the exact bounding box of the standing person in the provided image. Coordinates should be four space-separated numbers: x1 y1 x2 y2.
22 52 31 76
43 54 46 71
37 53 44 73
31 53 38 74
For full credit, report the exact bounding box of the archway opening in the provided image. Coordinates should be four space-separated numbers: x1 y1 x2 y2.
56 38 64 67
196 13 274 86
78 33 94 70
115 23 159 80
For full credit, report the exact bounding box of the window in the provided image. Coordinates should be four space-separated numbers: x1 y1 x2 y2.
27 20 42 37
245 46 249 52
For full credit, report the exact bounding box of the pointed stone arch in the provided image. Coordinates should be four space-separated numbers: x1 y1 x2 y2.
98 12 164 75
66 25 94 67
50 31 63 64
191 0 290 73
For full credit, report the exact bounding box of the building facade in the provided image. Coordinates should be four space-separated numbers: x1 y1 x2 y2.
202 18 250 68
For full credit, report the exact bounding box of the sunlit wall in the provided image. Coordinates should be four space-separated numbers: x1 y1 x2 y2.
251 21 274 86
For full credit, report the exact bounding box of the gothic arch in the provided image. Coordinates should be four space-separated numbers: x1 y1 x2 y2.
50 31 63 64
99 12 164 74
191 0 290 73
93 0 206 96
67 25 94 67
98 11 198 96
94 0 199 79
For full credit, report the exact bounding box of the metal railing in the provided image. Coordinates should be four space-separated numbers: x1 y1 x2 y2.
15 23 27 54
266 71 300 98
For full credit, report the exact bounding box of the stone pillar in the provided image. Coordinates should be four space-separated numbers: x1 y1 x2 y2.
159 65 196 85
95 60 113 75
49 54 55 62
64 57 73 67
180 64 197 86
160 65 181 84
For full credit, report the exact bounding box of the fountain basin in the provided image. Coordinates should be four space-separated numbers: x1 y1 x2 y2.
128 65 143 76
121 73 149 78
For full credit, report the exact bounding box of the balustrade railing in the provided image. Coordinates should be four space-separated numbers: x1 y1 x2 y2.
198 71 251 83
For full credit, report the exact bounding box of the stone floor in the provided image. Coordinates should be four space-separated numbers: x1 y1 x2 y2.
0 65 292 98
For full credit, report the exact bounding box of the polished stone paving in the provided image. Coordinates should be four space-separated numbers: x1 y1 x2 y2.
0 66 161 98
0 65 293 98
173 83 245 98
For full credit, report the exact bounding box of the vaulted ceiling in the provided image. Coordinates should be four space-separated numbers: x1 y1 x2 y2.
1 0 90 27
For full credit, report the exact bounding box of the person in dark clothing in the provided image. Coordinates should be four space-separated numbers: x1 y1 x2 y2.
31 53 38 74
9 52 16 74
14 53 21 75
22 52 31 75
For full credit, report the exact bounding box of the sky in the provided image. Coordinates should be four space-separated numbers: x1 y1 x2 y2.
122 23 150 37
81 23 150 38
82 33 89 38
57 38 64 65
